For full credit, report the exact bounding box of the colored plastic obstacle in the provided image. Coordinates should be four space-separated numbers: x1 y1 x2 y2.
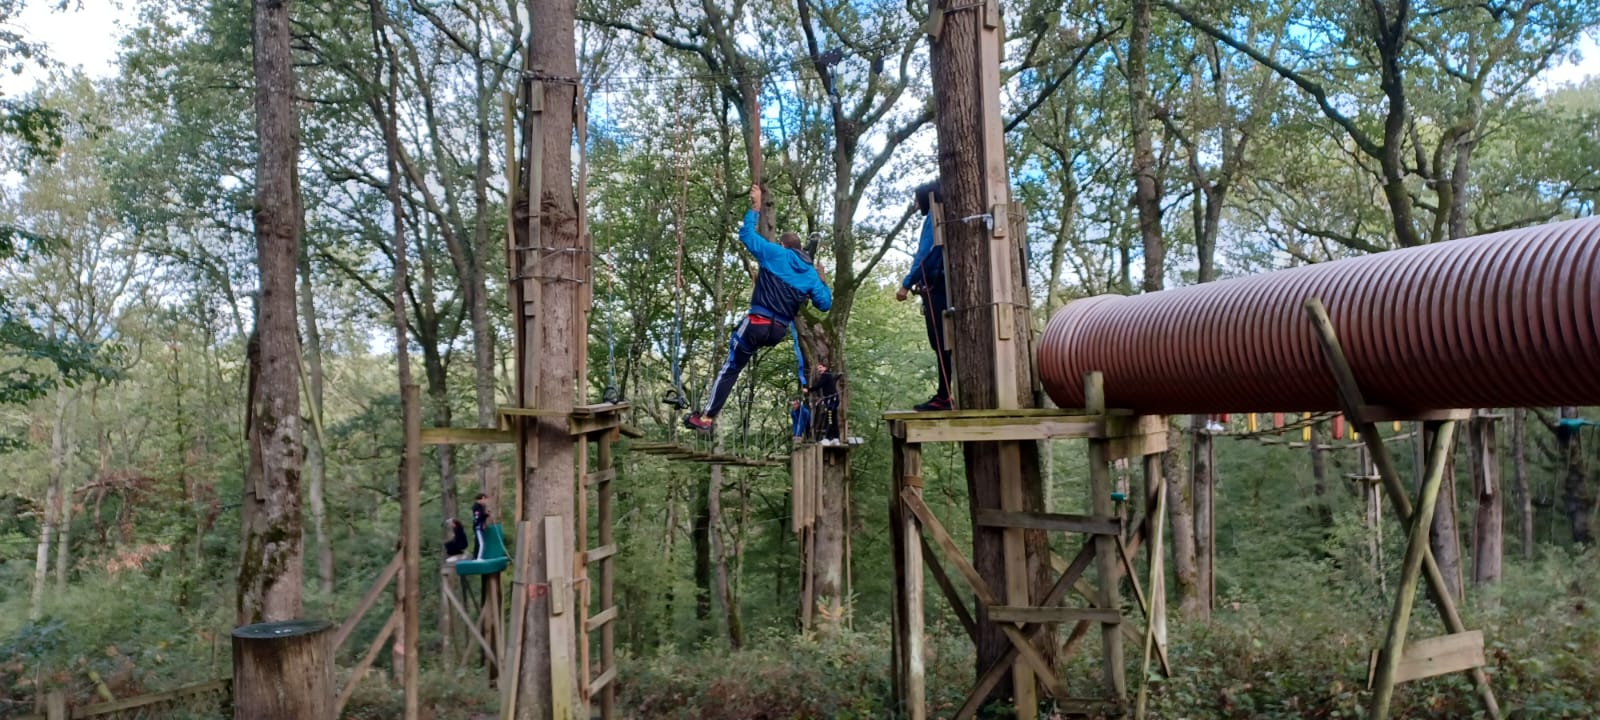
1038 216 1600 415
455 524 509 576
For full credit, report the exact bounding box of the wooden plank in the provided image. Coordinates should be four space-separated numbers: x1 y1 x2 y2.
334 550 402 653
1394 631 1485 684
975 508 1119 535
421 427 517 445
569 413 621 436
997 438 1036 717
499 520 535 720
577 436 591 703
585 467 616 487
586 543 617 563
336 610 400 718
586 606 619 632
1108 430 1169 460
545 515 576 719
587 666 617 698
903 416 1102 443
901 491 999 607
989 606 1121 625
66 680 230 718
918 532 978 643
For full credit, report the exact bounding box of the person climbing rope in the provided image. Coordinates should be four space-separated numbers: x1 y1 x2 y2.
809 362 842 445
790 396 812 443
685 183 832 433
896 180 953 411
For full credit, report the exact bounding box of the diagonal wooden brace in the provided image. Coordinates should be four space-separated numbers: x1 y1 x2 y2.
1303 298 1500 720
901 490 1068 699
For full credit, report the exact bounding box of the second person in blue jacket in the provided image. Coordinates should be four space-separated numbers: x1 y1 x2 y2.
685 184 832 434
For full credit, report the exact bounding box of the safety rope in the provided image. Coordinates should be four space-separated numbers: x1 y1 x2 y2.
663 100 692 411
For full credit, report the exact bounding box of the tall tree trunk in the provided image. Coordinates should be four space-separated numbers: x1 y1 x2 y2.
1425 426 1465 603
928 0 1049 698
710 463 734 643
513 0 583 713
1128 0 1200 616
299 254 334 596
692 470 712 624
1512 409 1533 558
55 396 81 590
1558 406 1592 544
1309 421 1333 526
1190 420 1213 619
31 394 69 620
1470 416 1502 585
238 0 305 626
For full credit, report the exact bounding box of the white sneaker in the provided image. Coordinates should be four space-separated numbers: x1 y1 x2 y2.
1205 420 1226 433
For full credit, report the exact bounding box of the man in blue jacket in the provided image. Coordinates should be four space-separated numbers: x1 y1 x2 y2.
686 184 832 433
896 181 952 411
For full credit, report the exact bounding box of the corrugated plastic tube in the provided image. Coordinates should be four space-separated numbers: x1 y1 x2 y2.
1037 216 1600 414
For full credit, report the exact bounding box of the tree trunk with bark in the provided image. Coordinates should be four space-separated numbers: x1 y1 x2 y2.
1129 0 1200 617
238 0 305 627
927 0 1051 696
1470 416 1502 585
1425 426 1465 603
1190 420 1213 618
693 470 713 624
299 254 334 596
710 463 734 643
512 0 583 714
30 395 68 620
1558 406 1592 545
1512 409 1533 558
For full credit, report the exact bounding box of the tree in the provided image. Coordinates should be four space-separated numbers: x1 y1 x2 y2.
237 0 305 625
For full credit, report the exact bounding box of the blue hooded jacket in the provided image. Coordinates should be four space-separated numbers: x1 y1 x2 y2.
902 213 943 290
738 210 832 324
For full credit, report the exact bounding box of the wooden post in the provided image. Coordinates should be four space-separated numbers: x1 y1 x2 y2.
597 433 616 720
1371 421 1457 718
545 515 576 720
501 520 534 720
1135 454 1166 720
45 691 65 720
901 436 927 720
232 620 334 720
1470 416 1503 586
400 384 421 720
1084 373 1126 702
889 431 908 714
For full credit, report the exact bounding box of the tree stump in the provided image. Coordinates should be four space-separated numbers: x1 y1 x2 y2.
232 619 334 720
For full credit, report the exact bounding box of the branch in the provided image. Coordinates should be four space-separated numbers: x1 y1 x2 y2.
1157 0 1385 161
855 202 918 286
1004 23 1118 133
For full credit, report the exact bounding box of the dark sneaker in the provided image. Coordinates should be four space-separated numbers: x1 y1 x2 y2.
913 396 951 412
683 412 714 433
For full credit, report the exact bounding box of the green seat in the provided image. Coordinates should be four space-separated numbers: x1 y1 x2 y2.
454 524 510 576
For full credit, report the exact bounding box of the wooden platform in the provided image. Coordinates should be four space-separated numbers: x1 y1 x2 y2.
629 441 780 467
883 407 1166 459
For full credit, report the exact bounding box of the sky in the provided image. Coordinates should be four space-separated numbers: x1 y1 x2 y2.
4 0 1598 98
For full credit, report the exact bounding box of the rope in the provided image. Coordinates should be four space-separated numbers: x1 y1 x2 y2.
663 100 692 411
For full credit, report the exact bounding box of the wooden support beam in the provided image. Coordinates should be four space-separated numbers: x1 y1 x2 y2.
401 384 421 720
597 435 617 718
586 544 617 563
975 508 1119 535
587 667 617 698
898 439 926 720
333 551 402 653
584 468 616 487
901 491 999 607
586 606 618 632
1371 420 1457 718
919 532 978 643
442 579 499 665
1085 372 1127 702
545 515 576 719
1303 298 1500 720
903 415 1102 443
335 610 400 718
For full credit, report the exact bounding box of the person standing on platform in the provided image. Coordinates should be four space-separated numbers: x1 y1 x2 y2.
810 362 842 446
896 181 952 411
471 493 490 560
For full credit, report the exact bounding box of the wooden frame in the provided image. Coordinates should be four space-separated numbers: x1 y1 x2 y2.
887 396 1168 720
1303 298 1500 720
